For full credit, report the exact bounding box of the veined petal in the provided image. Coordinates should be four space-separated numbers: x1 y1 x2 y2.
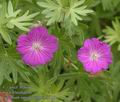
42 35 58 53
78 38 112 74
17 26 58 66
17 34 32 54
28 26 49 41
22 51 53 66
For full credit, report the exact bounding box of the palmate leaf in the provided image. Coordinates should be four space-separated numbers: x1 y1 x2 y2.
22 69 71 102
101 0 120 11
103 18 120 50
62 72 113 102
0 1 12 45
110 61 120 102
37 0 93 25
65 0 93 25
37 0 63 25
0 0 39 44
6 0 39 31
101 0 113 11
0 46 31 85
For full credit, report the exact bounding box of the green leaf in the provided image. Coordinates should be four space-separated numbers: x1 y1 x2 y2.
8 0 14 16
38 0 93 25
0 26 12 45
23 70 71 102
67 0 93 25
0 46 31 86
103 18 120 50
101 0 120 11
6 1 39 31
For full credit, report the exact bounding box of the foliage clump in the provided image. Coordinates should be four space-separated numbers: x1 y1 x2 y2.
0 0 120 102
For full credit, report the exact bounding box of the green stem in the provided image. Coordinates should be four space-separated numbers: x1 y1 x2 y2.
64 57 79 70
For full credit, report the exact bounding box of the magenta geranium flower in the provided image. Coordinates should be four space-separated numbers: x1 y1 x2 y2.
7 96 12 102
77 38 112 74
17 26 58 66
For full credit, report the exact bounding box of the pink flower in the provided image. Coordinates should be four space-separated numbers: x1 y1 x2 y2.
17 26 58 66
77 38 112 74
7 96 12 102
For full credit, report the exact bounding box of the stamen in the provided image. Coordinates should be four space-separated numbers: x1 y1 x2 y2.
32 42 43 51
90 51 100 61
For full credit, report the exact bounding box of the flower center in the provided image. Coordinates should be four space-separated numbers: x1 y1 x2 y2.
32 42 43 51
90 51 100 61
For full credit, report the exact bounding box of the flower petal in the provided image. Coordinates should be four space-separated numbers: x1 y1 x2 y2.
17 35 32 54
42 35 58 53
28 26 48 41
78 38 112 74
22 51 53 66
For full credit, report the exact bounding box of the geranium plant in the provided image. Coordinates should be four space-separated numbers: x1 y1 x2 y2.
0 0 120 102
